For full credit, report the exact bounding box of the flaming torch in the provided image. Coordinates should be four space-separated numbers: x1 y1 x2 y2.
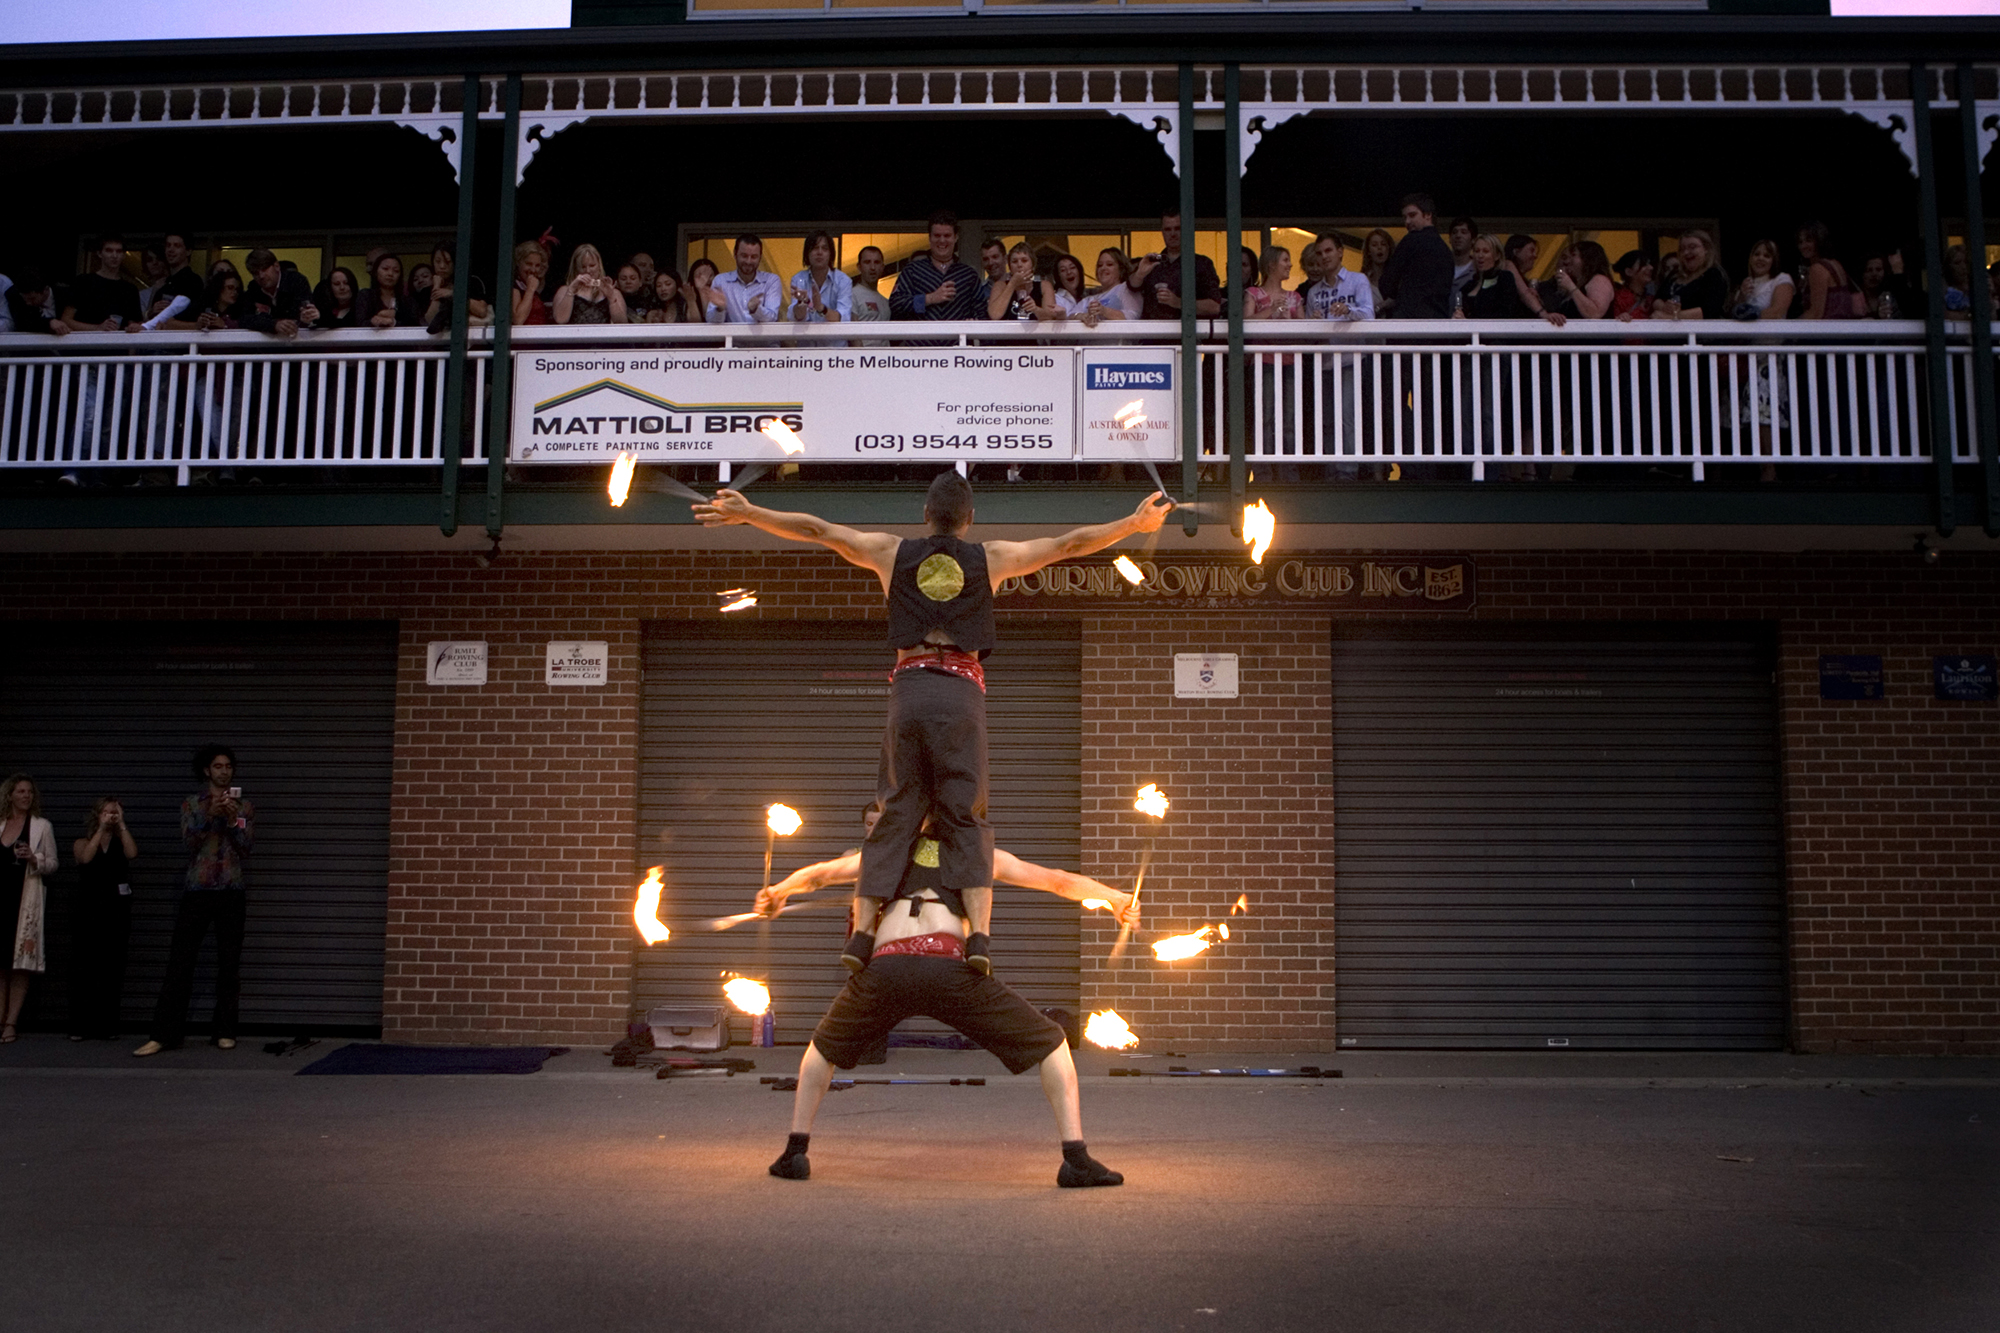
1151 925 1218 962
723 974 774 1047
1084 1009 1140 1050
762 802 802 898
632 866 670 945
1242 499 1276 565
760 419 806 455
608 452 638 508
1110 784 1170 963
1112 555 1145 586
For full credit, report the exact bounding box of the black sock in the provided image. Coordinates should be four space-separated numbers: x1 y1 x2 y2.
770 1131 811 1180
1058 1139 1122 1188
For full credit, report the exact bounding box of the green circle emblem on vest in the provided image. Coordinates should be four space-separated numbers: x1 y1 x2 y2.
913 838 941 868
916 553 966 602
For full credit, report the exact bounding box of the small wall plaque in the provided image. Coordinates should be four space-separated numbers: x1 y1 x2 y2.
1819 654 1884 701
1934 655 1997 702
546 641 609 687
426 641 487 686
1175 652 1239 699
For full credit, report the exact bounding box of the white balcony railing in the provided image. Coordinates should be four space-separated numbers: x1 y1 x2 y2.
0 321 1982 484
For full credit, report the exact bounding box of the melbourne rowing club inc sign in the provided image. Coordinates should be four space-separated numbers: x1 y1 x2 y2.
996 554 1476 612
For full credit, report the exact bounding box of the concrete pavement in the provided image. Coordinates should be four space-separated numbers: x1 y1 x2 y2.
1 1038 1995 1332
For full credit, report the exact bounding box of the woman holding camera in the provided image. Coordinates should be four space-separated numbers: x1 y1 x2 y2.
70 796 138 1041
2 774 58 1042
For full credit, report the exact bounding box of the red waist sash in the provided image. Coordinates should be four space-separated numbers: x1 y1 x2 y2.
890 648 985 692
872 931 967 961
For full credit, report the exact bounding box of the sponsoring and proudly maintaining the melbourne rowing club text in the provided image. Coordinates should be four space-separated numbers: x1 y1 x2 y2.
510 347 1176 463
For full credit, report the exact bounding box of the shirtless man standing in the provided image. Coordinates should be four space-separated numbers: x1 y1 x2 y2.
764 814 1130 1188
695 475 1172 976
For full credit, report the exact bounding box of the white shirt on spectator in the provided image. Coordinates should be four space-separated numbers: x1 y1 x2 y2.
1304 269 1375 321
1084 284 1145 320
709 268 783 324
849 286 889 321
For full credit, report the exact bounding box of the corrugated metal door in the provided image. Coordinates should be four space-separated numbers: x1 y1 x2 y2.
1332 628 1785 1050
637 620 1082 1041
0 621 396 1035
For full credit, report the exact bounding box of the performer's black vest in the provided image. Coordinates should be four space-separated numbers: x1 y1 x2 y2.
891 835 966 918
886 535 995 659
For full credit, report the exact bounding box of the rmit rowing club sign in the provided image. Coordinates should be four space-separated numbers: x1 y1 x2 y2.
997 554 1476 612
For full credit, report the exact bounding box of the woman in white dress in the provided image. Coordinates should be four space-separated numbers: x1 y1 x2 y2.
1733 238 1795 482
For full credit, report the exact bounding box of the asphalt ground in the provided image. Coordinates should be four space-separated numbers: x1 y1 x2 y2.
2 1039 1996 1333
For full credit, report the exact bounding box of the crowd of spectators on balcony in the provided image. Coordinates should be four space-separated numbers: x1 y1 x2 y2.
0 200 1979 345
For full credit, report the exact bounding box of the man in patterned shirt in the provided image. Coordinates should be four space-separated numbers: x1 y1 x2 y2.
133 744 256 1057
888 211 985 322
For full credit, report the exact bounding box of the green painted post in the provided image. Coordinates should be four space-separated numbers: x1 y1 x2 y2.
1179 62 1199 538
486 73 522 543
1912 63 1958 537
439 74 480 538
1957 63 2000 537
1224 63 1245 537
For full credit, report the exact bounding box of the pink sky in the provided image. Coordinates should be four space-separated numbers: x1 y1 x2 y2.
6 0 2000 44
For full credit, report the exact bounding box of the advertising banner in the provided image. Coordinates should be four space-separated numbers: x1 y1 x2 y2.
1078 347 1177 462
512 346 1078 464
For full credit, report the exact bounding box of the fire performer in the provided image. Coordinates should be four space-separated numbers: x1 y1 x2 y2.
695 474 1172 975
764 811 1127 1188
755 804 1141 934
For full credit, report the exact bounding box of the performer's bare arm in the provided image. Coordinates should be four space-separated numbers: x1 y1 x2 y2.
984 492 1175 588
759 847 1137 926
692 489 901 592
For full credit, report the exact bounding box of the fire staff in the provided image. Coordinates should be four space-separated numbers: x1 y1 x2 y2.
695 474 1172 975
765 819 1125 1188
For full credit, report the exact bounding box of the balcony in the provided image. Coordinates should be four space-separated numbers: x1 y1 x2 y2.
2 319 1992 538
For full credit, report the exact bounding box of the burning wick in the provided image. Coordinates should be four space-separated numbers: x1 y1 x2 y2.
1152 925 1217 962
1231 894 1249 915
632 867 670 945
766 803 803 837
1112 555 1145 585
1084 1010 1140 1050
1242 499 1276 565
1134 784 1170 820
717 588 758 614
608 453 637 507
1113 399 1147 431
723 976 771 1015
1080 898 1112 912
760 419 806 455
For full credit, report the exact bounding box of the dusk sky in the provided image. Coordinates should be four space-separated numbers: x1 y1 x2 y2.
4 0 1999 45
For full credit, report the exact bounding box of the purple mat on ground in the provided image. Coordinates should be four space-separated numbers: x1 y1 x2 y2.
296 1044 568 1076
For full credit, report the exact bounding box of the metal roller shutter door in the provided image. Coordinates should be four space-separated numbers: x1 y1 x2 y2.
637 620 1082 1041
0 621 396 1035
1333 628 1785 1050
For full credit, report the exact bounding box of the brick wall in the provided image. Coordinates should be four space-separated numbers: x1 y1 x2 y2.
12 545 1998 1053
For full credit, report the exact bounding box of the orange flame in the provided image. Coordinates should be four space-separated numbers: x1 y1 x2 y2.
1231 894 1249 915
1219 923 1230 940
1242 499 1276 565
632 867 670 945
1134 783 1169 820
1112 554 1145 585
1084 1009 1140 1050
1080 898 1112 912
608 453 637 507
718 588 758 613
723 976 770 1015
760 419 806 454
766 803 802 836
1151 925 1217 962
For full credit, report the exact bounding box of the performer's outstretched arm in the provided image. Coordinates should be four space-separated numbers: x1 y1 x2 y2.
983 491 1175 586
692 489 901 588
992 850 1139 927
757 851 863 915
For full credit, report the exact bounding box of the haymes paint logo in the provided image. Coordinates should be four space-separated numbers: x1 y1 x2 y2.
1088 364 1171 391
